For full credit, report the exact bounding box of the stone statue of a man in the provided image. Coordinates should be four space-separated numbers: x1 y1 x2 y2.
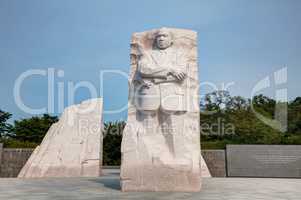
135 27 188 112
121 27 201 192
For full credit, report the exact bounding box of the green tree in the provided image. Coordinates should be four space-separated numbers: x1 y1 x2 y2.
200 92 294 149
288 97 301 134
11 114 58 143
201 90 231 112
103 121 125 165
252 94 276 118
0 109 13 138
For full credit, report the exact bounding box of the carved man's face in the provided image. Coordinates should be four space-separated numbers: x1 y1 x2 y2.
155 31 172 50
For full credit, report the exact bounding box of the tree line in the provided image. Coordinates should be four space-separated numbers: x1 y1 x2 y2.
200 91 301 149
0 92 300 165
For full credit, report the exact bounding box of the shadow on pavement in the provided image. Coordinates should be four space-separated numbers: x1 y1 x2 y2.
90 178 121 191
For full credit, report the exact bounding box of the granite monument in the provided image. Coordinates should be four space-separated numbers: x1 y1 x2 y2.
18 98 103 178
121 28 201 192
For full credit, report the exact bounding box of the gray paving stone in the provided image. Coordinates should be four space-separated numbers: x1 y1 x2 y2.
0 169 300 200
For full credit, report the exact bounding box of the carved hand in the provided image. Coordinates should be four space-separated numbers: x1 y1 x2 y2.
168 69 186 81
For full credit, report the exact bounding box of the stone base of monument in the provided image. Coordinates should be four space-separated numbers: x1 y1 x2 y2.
121 154 210 192
121 165 201 192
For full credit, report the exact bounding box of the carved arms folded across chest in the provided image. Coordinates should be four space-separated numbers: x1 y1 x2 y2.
138 60 187 82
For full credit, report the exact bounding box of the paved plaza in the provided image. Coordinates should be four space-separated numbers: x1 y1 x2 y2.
0 169 300 200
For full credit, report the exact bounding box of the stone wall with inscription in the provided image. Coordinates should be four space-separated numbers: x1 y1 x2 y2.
0 147 226 178
2 144 300 178
227 145 301 177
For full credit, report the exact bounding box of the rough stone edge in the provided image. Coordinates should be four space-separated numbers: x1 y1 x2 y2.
18 98 103 178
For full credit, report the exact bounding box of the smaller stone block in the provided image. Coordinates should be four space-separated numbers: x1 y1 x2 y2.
18 98 103 178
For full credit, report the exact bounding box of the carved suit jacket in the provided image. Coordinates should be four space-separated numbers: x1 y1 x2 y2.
135 47 188 112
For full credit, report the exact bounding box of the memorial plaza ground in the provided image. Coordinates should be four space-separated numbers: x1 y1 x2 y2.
0 169 300 200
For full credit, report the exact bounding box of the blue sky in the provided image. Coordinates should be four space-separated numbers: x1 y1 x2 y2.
0 0 300 122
